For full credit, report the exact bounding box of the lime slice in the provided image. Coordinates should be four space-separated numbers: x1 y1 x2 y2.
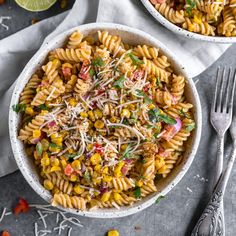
15 0 57 12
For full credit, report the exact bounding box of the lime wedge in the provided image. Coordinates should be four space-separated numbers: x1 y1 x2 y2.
15 0 57 12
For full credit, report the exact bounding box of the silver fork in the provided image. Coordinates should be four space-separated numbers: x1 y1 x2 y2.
191 67 236 236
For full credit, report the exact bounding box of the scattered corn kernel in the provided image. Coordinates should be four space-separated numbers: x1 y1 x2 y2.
33 130 41 138
148 104 155 109
136 180 143 187
193 15 202 24
71 160 81 170
68 97 77 107
41 156 50 166
109 116 117 123
51 158 60 166
114 161 125 177
102 166 109 174
113 192 122 201
88 111 95 121
61 159 67 168
74 185 85 195
157 165 167 174
103 175 112 182
25 106 34 115
101 191 111 202
155 157 165 170
50 166 61 172
128 104 136 110
94 120 104 129
80 111 88 118
70 174 78 182
90 153 101 165
94 164 102 171
94 108 103 119
107 230 119 236
44 179 54 190
86 143 93 151
120 144 128 151
52 59 61 68
121 109 130 118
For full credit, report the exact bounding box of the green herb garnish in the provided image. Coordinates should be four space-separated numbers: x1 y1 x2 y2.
155 195 165 204
84 170 91 182
136 90 152 104
133 187 141 199
185 122 195 132
49 143 62 149
148 108 176 125
36 142 43 156
186 0 196 15
12 104 26 113
113 75 125 89
156 77 162 88
65 152 79 159
128 53 144 65
37 104 49 111
91 57 105 67
89 68 95 77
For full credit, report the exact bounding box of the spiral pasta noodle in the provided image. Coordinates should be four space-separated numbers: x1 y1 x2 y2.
15 29 195 210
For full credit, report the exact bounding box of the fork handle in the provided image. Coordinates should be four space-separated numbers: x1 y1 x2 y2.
191 141 236 236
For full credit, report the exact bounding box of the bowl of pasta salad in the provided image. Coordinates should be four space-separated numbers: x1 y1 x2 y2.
141 0 236 43
9 23 202 218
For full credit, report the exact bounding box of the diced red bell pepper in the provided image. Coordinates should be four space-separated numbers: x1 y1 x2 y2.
94 143 105 155
13 198 29 215
132 69 145 80
64 164 74 176
1 231 10 236
79 60 90 80
143 83 151 92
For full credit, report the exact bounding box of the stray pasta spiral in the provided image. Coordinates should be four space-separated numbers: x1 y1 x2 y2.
15 29 195 211
149 0 236 37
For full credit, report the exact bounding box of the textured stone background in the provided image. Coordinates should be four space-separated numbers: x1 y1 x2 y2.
0 1 236 236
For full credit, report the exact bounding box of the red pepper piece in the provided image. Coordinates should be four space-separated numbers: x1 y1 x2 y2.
13 198 29 215
1 231 10 236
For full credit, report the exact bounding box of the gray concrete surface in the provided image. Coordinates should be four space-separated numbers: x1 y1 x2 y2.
1 1 236 236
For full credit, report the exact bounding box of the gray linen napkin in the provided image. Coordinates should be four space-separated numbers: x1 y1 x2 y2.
0 0 232 177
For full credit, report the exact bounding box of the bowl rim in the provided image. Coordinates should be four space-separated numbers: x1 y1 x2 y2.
9 22 202 218
140 0 236 43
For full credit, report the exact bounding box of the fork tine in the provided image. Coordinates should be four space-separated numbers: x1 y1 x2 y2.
223 67 232 113
212 67 221 113
228 69 236 114
217 67 226 112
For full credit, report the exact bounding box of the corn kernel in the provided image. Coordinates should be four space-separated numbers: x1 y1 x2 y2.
68 97 77 107
108 230 119 236
90 153 101 165
189 23 194 32
80 111 88 118
94 120 104 129
120 144 128 151
88 111 95 121
128 104 136 110
51 158 60 166
86 143 93 151
136 180 143 187
93 177 101 185
103 175 112 182
49 146 61 153
44 179 54 190
50 166 61 172
148 104 156 109
114 162 124 177
33 130 41 138
157 165 167 174
121 109 131 118
101 191 111 202
71 160 81 170
68 148 75 154
52 59 61 68
113 192 122 201
193 15 202 24
41 156 50 166
155 157 165 170
74 185 85 195
94 108 103 119
110 116 117 123
70 174 78 182
61 159 67 168
52 187 60 194
25 107 34 116
102 167 109 174
94 164 101 171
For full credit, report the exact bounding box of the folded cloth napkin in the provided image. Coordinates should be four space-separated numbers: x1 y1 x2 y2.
0 0 231 177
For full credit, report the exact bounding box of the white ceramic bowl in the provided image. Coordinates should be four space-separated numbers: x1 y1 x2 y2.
9 23 202 218
141 0 236 43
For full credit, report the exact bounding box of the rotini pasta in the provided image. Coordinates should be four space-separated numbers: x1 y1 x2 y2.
149 0 236 37
15 30 195 210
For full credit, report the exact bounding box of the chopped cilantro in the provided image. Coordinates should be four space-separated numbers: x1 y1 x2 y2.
84 170 91 182
122 118 129 125
36 142 43 156
12 104 26 113
136 90 152 104
65 152 79 159
91 57 105 67
155 195 165 204
122 145 132 159
185 122 195 132
128 53 144 65
186 0 196 15
89 68 95 77
156 77 162 88
148 108 176 125
113 75 125 89
49 143 62 149
133 186 141 199
37 104 49 111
